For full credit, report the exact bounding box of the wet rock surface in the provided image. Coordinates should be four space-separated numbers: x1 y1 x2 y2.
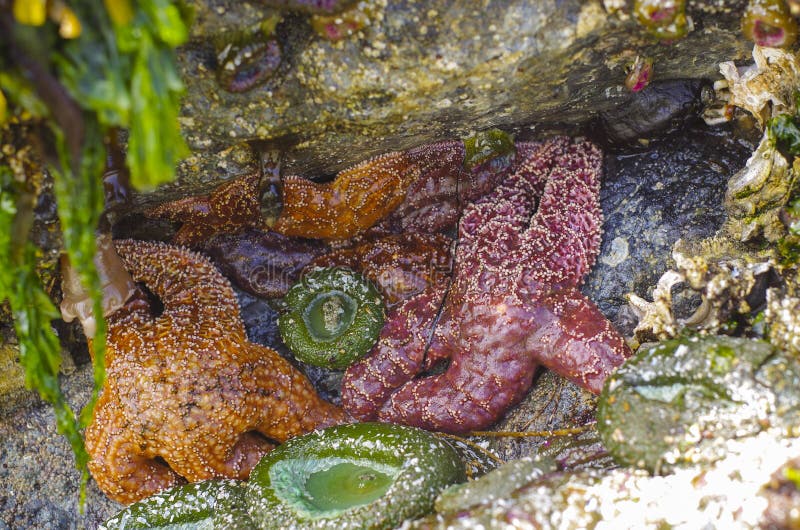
0 367 121 529
408 430 800 530
154 0 753 201
585 119 757 332
0 0 775 527
597 335 800 472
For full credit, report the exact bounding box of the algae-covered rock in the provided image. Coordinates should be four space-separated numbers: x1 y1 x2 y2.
169 0 752 190
597 335 800 471
407 430 800 529
0 341 25 395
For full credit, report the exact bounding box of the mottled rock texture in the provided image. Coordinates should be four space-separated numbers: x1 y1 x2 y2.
163 0 751 198
0 0 762 527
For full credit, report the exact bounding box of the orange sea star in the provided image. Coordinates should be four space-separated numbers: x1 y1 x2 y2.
272 151 420 240
85 239 344 504
145 172 265 247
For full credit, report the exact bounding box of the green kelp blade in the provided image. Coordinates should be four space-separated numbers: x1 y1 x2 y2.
51 123 107 505
0 168 91 496
58 0 189 190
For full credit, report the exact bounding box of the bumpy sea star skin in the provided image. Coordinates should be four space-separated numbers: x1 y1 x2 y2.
205 229 329 299
342 137 632 433
85 239 345 504
145 140 512 246
272 151 421 240
145 172 264 247
372 140 514 236
310 232 454 306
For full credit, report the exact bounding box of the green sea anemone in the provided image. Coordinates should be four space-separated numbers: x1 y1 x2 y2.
462 128 516 169
100 480 251 529
634 0 689 40
742 0 798 48
245 422 467 529
279 267 384 369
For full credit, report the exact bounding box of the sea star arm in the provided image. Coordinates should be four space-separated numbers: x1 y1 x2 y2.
272 151 420 239
341 287 445 419
250 342 346 440
526 288 631 394
145 172 263 247
310 233 453 306
376 292 540 433
86 393 181 504
113 239 246 336
519 138 604 289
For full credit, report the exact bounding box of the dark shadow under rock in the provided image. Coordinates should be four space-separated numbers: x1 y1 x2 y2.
584 120 757 335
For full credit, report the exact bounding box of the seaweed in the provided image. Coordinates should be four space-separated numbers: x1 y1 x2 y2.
0 0 189 502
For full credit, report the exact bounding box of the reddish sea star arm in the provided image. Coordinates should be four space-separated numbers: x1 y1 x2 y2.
519 138 604 289
376 292 539 433
310 233 453 306
456 138 567 281
145 172 264 247
373 141 465 234
525 288 631 394
341 286 447 419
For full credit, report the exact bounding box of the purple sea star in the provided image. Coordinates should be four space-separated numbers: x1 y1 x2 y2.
341 137 632 434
